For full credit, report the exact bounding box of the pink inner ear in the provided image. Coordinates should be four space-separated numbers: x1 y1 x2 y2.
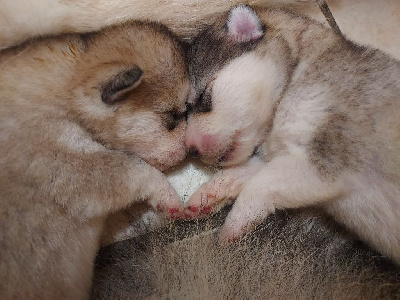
227 6 264 43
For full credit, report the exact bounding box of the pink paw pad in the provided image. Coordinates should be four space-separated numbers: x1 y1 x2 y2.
168 208 182 219
227 236 239 243
184 213 194 219
201 206 213 214
187 205 199 213
168 208 180 214
206 194 216 199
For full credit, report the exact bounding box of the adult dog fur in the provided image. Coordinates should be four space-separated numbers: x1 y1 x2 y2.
1 0 400 61
92 208 400 300
0 22 188 299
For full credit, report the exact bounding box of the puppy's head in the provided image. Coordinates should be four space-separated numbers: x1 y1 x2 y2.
185 6 291 167
69 22 189 171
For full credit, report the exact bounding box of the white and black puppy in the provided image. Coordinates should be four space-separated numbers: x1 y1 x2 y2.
184 5 400 265
0 22 188 299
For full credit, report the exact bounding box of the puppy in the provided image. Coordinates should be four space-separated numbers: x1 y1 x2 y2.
0 21 188 299
184 5 400 265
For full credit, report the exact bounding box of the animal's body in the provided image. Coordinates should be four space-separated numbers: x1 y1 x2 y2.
184 5 400 265
0 21 188 299
1 0 400 61
92 208 400 300
2 1 400 298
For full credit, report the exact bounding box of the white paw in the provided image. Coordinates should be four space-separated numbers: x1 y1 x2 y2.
218 182 276 242
183 168 250 218
183 157 265 219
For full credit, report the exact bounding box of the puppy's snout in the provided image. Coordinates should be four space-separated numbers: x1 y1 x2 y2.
188 146 199 158
185 129 219 160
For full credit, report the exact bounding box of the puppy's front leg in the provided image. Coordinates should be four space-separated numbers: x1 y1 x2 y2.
184 156 265 217
219 151 347 241
45 150 183 220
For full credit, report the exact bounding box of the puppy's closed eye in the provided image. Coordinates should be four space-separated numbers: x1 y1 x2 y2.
101 66 143 105
164 109 187 131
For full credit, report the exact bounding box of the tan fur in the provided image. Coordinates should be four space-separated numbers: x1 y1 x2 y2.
1 0 400 60
1 0 400 297
184 6 400 265
0 22 188 299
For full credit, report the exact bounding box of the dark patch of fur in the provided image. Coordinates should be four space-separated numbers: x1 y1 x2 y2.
101 66 143 104
92 207 400 299
162 109 187 131
188 87 213 114
310 113 361 178
187 10 265 103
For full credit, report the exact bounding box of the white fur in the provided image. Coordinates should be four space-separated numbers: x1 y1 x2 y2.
186 52 281 166
56 125 106 153
219 149 347 240
166 159 214 203
184 7 400 265
325 173 400 261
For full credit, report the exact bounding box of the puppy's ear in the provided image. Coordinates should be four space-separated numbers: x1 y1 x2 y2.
102 66 143 105
226 5 265 43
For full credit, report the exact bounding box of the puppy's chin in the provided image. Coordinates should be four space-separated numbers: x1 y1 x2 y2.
217 129 266 167
143 146 187 171
217 146 254 168
199 138 254 168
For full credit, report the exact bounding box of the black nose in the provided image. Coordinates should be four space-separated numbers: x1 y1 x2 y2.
188 146 199 158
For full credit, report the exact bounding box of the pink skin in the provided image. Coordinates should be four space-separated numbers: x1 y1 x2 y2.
227 5 264 43
185 131 220 159
185 128 243 166
157 204 184 220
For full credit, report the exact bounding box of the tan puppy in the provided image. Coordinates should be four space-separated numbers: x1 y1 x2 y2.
0 22 188 299
184 5 400 264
